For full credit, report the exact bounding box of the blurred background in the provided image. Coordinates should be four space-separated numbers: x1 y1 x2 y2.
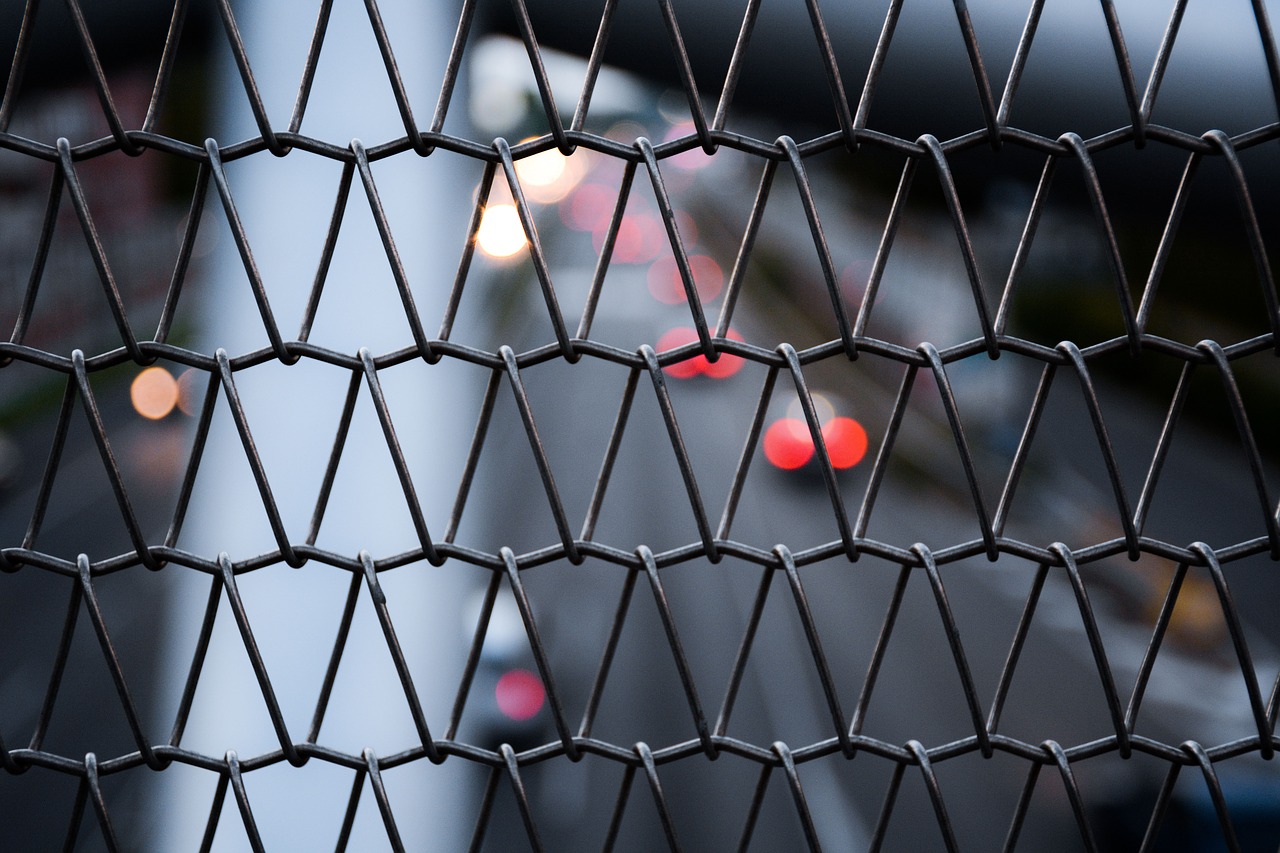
2 0 1280 849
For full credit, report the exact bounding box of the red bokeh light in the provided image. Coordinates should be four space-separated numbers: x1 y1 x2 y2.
593 212 665 264
822 417 869 469
675 209 699 246
563 183 616 232
763 418 814 470
657 327 702 379
657 327 745 380
702 330 745 378
665 121 714 171
495 669 545 722
646 254 724 304
765 415 869 471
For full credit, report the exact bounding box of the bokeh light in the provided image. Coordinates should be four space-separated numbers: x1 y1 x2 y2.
516 148 566 187
647 254 724 304
476 203 528 258
657 326 745 380
768 399 869 471
675 209 699 247
131 366 179 420
516 145 586 204
658 327 703 380
786 394 835 429
822 416 869 468
664 120 714 171
563 183 616 232
176 368 203 417
495 668 545 722
763 418 814 470
593 212 665 264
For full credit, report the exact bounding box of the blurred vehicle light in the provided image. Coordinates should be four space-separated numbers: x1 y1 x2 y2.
822 416 869 469
657 326 745 380
130 366 179 420
476 203 528 258
763 417 814 470
494 668 546 722
764 399 869 471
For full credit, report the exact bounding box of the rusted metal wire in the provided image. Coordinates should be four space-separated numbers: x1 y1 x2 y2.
2 0 1280 849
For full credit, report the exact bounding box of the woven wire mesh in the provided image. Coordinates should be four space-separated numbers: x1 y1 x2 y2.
2 0 1280 849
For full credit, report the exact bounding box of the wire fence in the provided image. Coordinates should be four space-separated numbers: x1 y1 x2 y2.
2 0 1280 850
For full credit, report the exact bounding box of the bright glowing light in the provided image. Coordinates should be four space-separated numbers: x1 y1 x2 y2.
764 418 814 470
822 417 869 469
495 669 545 722
519 150 587 204
516 148 567 187
656 327 745 380
514 138 587 204
647 254 724 304
476 204 528 258
131 366 179 420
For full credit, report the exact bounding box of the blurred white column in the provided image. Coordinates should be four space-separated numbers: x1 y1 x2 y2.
159 1 474 849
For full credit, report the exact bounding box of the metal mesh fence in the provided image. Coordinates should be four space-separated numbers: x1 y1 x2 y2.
2 0 1280 849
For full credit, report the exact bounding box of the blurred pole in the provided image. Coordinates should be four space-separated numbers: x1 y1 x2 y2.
158 1 473 849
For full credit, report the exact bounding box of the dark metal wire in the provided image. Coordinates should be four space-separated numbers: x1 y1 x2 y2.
2 0 1280 849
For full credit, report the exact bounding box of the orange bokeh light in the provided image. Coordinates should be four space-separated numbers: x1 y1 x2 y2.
131 366 179 420
515 144 586 204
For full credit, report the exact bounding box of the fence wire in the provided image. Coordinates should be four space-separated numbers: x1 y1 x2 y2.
2 0 1280 850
